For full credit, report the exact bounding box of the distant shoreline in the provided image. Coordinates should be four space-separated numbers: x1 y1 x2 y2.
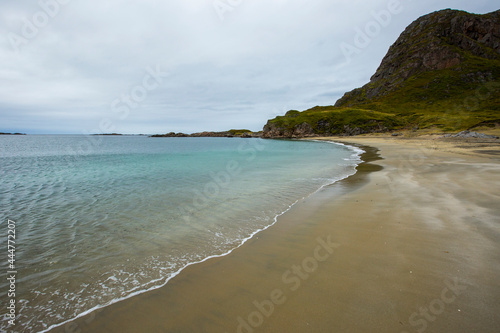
150 129 262 138
0 132 26 135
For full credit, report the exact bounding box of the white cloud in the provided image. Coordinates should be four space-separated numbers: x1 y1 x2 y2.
0 0 498 133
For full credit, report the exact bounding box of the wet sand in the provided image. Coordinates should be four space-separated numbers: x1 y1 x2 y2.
51 137 500 333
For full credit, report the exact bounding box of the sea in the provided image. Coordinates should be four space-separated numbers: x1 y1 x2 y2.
0 135 363 332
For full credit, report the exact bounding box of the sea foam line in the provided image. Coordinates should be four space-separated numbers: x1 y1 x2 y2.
39 141 364 333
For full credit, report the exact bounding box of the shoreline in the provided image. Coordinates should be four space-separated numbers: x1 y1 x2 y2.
43 140 367 333
309 134 500 158
49 136 500 333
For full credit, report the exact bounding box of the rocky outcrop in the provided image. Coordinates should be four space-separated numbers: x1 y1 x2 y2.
336 9 500 106
262 119 391 138
262 9 500 139
442 130 499 139
190 131 231 137
151 130 261 138
262 122 316 138
91 133 123 136
151 132 189 137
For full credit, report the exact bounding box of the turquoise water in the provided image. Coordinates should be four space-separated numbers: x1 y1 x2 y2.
0 135 362 332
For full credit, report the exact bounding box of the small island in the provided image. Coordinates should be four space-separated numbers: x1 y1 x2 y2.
0 132 26 135
151 129 262 138
91 133 123 136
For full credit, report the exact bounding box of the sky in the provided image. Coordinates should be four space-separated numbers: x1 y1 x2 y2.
0 0 498 134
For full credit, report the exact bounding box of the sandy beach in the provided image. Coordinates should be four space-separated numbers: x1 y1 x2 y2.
51 136 500 333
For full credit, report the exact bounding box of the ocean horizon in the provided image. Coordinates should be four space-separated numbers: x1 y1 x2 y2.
0 135 362 332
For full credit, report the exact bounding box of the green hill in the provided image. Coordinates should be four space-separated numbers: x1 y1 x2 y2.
263 9 500 138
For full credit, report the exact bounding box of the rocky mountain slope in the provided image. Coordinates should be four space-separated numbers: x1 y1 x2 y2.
263 9 500 138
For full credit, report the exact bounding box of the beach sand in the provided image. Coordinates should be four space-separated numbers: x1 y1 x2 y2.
52 137 500 333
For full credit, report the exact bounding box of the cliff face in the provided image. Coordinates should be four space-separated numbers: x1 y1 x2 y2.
263 9 500 138
262 119 315 138
261 107 400 138
335 9 500 106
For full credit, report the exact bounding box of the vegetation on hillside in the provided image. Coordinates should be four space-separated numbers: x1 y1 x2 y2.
263 9 500 137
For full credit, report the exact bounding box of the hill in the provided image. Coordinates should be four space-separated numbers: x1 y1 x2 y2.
262 9 500 138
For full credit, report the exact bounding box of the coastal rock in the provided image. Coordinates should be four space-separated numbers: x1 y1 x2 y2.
189 131 229 137
262 122 316 138
336 9 500 106
0 132 26 135
262 117 391 138
263 9 500 139
151 132 189 137
443 130 499 139
151 130 261 138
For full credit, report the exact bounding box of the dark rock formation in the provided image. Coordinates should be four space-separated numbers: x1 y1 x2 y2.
262 9 500 139
151 132 189 137
442 130 499 139
262 122 316 138
151 130 261 138
336 9 500 106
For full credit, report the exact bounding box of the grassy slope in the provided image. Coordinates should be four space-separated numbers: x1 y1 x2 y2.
355 57 500 131
267 56 500 135
266 10 500 136
227 129 253 135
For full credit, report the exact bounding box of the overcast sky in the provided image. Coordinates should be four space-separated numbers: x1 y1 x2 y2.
0 0 498 134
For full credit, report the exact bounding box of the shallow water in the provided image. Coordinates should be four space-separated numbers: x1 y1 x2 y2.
0 135 361 332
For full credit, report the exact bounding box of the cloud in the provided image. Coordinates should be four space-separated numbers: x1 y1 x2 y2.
0 0 498 133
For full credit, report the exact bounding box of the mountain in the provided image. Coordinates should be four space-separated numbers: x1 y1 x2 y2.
262 9 500 138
